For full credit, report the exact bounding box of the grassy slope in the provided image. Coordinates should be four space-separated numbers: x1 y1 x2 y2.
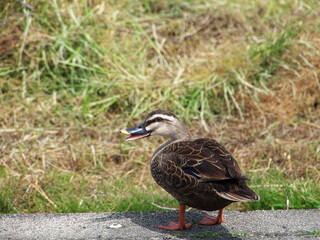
0 0 319 213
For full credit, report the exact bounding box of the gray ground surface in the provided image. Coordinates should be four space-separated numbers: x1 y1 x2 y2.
0 210 319 240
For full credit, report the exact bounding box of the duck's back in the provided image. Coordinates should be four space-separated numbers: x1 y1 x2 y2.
151 138 259 210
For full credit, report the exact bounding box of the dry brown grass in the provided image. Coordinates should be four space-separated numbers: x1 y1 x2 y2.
252 33 320 122
236 32 320 178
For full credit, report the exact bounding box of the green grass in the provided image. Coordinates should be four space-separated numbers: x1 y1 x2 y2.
246 170 320 210
0 168 318 213
0 0 319 213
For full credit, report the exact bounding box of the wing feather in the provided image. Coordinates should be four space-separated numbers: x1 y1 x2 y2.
164 138 249 181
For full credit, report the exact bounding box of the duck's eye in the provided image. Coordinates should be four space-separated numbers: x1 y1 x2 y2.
137 124 145 129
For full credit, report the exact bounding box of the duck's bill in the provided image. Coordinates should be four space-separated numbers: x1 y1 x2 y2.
122 132 150 141
120 124 150 141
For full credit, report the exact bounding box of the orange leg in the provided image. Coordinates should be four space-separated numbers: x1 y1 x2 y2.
158 205 192 230
198 209 224 225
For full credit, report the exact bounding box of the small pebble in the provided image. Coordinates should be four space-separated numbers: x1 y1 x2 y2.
109 223 122 229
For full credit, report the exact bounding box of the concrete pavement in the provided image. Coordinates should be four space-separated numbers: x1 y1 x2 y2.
0 210 319 239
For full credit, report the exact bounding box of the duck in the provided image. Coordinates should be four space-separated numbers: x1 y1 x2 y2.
121 109 259 230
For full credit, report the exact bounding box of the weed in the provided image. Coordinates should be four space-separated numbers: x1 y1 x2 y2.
307 230 320 237
190 232 220 238
230 233 248 237
172 233 184 238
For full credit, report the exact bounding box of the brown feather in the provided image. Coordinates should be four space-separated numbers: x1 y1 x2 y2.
163 138 249 181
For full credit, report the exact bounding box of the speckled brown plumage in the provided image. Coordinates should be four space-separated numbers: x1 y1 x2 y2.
121 109 259 230
151 138 259 211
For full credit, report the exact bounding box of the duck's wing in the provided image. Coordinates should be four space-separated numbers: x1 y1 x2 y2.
164 138 250 182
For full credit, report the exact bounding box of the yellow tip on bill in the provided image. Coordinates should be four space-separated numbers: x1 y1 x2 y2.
120 129 130 135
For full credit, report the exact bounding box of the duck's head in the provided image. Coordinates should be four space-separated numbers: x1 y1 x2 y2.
121 110 192 141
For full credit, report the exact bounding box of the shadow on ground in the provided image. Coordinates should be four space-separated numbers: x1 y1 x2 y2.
92 210 242 240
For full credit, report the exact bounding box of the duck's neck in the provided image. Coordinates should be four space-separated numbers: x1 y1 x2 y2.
170 124 193 141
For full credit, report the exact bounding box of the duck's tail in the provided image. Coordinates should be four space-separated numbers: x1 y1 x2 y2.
216 180 260 202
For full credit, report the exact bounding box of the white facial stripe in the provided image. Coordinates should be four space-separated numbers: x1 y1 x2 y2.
145 122 159 131
147 114 175 122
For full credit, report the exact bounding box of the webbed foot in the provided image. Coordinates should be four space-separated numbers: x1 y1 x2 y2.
198 209 224 225
159 221 192 230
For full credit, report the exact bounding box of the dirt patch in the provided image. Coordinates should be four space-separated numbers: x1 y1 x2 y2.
0 21 22 57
